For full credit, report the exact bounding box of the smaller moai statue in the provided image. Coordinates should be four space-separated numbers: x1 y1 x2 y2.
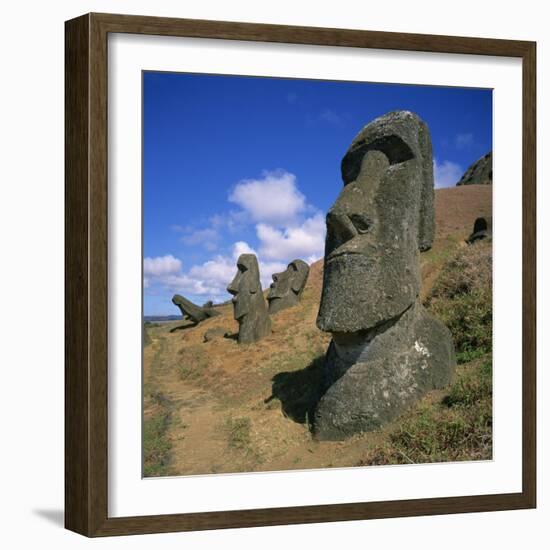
227 254 271 344
171 294 220 324
466 217 492 244
267 259 310 314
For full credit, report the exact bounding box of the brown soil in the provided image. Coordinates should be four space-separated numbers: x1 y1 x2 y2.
143 184 492 476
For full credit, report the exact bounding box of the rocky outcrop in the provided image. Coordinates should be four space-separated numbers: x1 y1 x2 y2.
456 152 492 186
314 111 456 441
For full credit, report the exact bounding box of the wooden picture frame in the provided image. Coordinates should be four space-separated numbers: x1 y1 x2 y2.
65 12 536 537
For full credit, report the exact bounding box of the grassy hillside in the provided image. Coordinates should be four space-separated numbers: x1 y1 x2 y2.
143 184 493 477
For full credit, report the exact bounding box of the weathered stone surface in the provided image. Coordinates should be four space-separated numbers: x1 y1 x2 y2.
267 259 310 314
171 294 221 324
466 216 492 244
227 254 271 344
314 304 455 439
203 327 229 342
456 152 492 186
314 110 456 440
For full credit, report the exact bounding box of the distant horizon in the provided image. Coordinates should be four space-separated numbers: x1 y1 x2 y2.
143 72 492 316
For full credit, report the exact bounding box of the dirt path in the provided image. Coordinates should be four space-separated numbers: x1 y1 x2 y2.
168 387 229 475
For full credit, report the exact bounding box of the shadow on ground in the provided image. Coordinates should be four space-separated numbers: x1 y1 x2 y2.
33 509 64 527
169 321 198 333
266 355 326 426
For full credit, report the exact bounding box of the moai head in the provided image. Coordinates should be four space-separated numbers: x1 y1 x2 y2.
317 111 435 334
267 259 310 314
467 216 492 244
473 217 488 233
227 254 262 320
227 253 271 343
172 294 208 323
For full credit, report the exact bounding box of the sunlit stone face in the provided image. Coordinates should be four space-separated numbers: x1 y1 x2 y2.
317 111 434 334
227 253 271 344
313 111 455 442
267 259 309 314
227 254 261 321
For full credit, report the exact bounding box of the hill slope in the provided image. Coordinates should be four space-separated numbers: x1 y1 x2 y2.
143 184 492 476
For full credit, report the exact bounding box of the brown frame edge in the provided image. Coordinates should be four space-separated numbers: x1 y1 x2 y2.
65 12 537 537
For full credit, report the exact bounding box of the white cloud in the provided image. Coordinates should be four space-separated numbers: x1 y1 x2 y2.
232 240 256 258
181 227 219 251
258 260 288 288
228 241 287 288
433 158 463 189
144 241 298 303
143 255 182 277
228 170 307 225
143 255 183 294
176 241 256 297
149 171 325 307
455 132 474 149
187 255 235 294
209 210 247 233
256 213 326 263
146 254 234 302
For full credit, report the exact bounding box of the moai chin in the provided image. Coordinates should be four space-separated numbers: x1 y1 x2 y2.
227 254 271 344
315 110 456 440
267 259 310 314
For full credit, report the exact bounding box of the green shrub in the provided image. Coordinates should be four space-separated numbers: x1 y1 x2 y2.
426 241 492 362
444 358 492 408
143 413 172 476
359 357 492 465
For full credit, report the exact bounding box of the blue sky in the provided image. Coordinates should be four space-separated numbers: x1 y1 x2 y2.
143 72 492 315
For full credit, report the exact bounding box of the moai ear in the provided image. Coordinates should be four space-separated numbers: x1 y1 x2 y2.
290 262 309 294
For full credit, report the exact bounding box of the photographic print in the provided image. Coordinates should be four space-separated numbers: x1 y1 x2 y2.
142 72 493 478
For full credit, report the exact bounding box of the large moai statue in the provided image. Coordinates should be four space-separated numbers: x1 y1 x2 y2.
315 111 456 441
227 254 271 344
267 259 310 314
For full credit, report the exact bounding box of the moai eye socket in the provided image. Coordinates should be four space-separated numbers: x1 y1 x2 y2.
326 211 356 251
349 214 372 234
238 263 248 273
